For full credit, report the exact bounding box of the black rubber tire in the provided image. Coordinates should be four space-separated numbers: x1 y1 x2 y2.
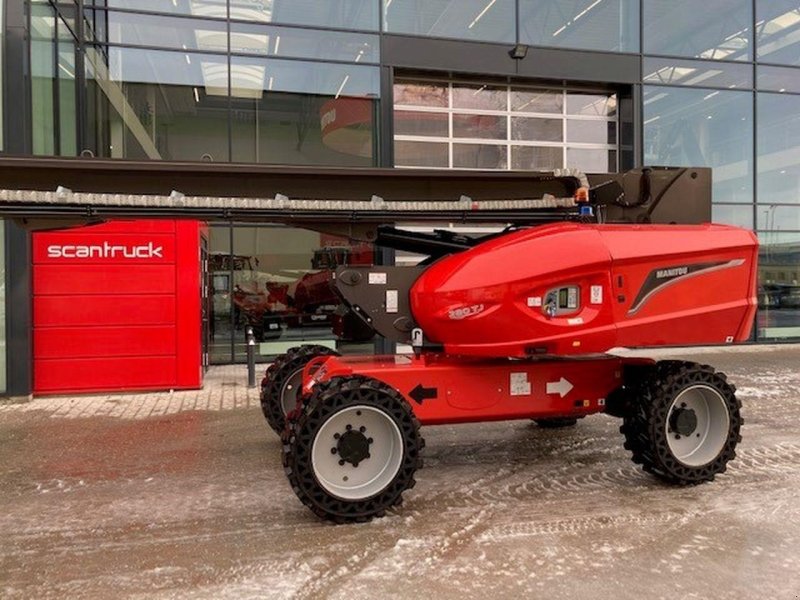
534 417 580 428
620 360 742 484
282 375 424 523
260 345 339 434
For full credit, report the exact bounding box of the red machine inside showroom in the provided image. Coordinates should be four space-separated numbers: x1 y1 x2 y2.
32 220 205 395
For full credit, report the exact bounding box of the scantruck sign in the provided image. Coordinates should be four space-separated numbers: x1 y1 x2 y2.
46 241 164 259
32 220 203 395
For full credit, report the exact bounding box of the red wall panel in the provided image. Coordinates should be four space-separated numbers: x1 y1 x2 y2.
32 220 203 395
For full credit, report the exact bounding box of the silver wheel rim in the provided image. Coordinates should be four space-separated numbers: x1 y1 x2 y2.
280 368 304 415
311 405 404 500
666 384 730 467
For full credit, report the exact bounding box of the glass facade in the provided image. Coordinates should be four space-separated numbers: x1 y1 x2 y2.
208 224 375 363
5 0 800 356
394 79 618 172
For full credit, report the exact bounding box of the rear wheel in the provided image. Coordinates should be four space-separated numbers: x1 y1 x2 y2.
282 376 423 523
620 361 741 484
260 345 339 434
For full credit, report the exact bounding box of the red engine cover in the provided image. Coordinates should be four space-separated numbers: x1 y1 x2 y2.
410 223 758 357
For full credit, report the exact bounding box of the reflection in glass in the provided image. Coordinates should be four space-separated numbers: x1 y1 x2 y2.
511 89 563 114
394 81 448 107
453 143 508 169
383 0 515 44
88 46 230 161
452 114 507 139
757 93 800 206
643 0 751 61
643 57 753 89
453 83 507 111
394 111 449 137
100 11 228 52
229 24 379 63
229 57 378 165
511 117 562 142
758 205 800 230
229 0 379 31
756 0 800 66
758 233 800 340
567 120 616 144
566 92 616 116
643 86 753 203
94 0 227 20
511 146 562 170
519 0 639 53
713 204 754 228
566 148 616 173
394 140 449 168
757 65 800 94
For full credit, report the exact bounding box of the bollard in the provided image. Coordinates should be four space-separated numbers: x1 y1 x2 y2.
246 326 256 388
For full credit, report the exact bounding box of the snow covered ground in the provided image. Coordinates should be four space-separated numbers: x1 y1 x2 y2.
1 345 799 599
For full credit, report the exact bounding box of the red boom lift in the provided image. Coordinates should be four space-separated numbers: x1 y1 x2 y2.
261 169 758 523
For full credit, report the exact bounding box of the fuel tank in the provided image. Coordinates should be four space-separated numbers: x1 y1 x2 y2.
409 223 758 357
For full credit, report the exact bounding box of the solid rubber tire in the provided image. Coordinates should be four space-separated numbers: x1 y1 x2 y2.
260 345 339 434
620 360 742 484
282 375 424 523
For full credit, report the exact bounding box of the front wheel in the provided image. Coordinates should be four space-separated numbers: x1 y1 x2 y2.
282 376 424 523
620 361 742 484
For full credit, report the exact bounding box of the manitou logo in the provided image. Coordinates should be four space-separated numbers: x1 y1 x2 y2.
47 242 164 259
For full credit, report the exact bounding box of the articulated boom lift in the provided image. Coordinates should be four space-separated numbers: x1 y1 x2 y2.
255 167 759 523
0 162 757 523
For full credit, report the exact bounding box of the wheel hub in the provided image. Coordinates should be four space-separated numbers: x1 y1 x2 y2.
670 407 698 436
335 429 371 467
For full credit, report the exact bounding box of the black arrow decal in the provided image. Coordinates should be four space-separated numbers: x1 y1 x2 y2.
409 384 438 405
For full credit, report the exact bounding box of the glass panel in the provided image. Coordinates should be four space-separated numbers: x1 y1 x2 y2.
758 205 800 230
229 24 378 62
757 92 800 205
452 83 506 111
643 86 753 203
511 117 562 142
209 225 232 364
756 0 800 66
394 111 449 137
394 80 448 107
510 88 563 113
566 147 616 172
58 39 78 156
229 56 378 165
229 0 379 31
713 204 754 228
758 232 800 340
566 92 616 116
31 5 56 155
87 46 230 161
643 0 751 61
394 140 449 167
566 120 616 144
230 56 379 98
757 65 800 94
511 146 563 170
452 143 508 169
452 113 506 139
101 11 228 52
519 0 639 53
229 226 374 362
643 57 753 89
383 0 516 43
91 0 228 20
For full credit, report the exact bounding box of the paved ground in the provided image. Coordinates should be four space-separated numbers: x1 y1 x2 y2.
2 346 800 599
